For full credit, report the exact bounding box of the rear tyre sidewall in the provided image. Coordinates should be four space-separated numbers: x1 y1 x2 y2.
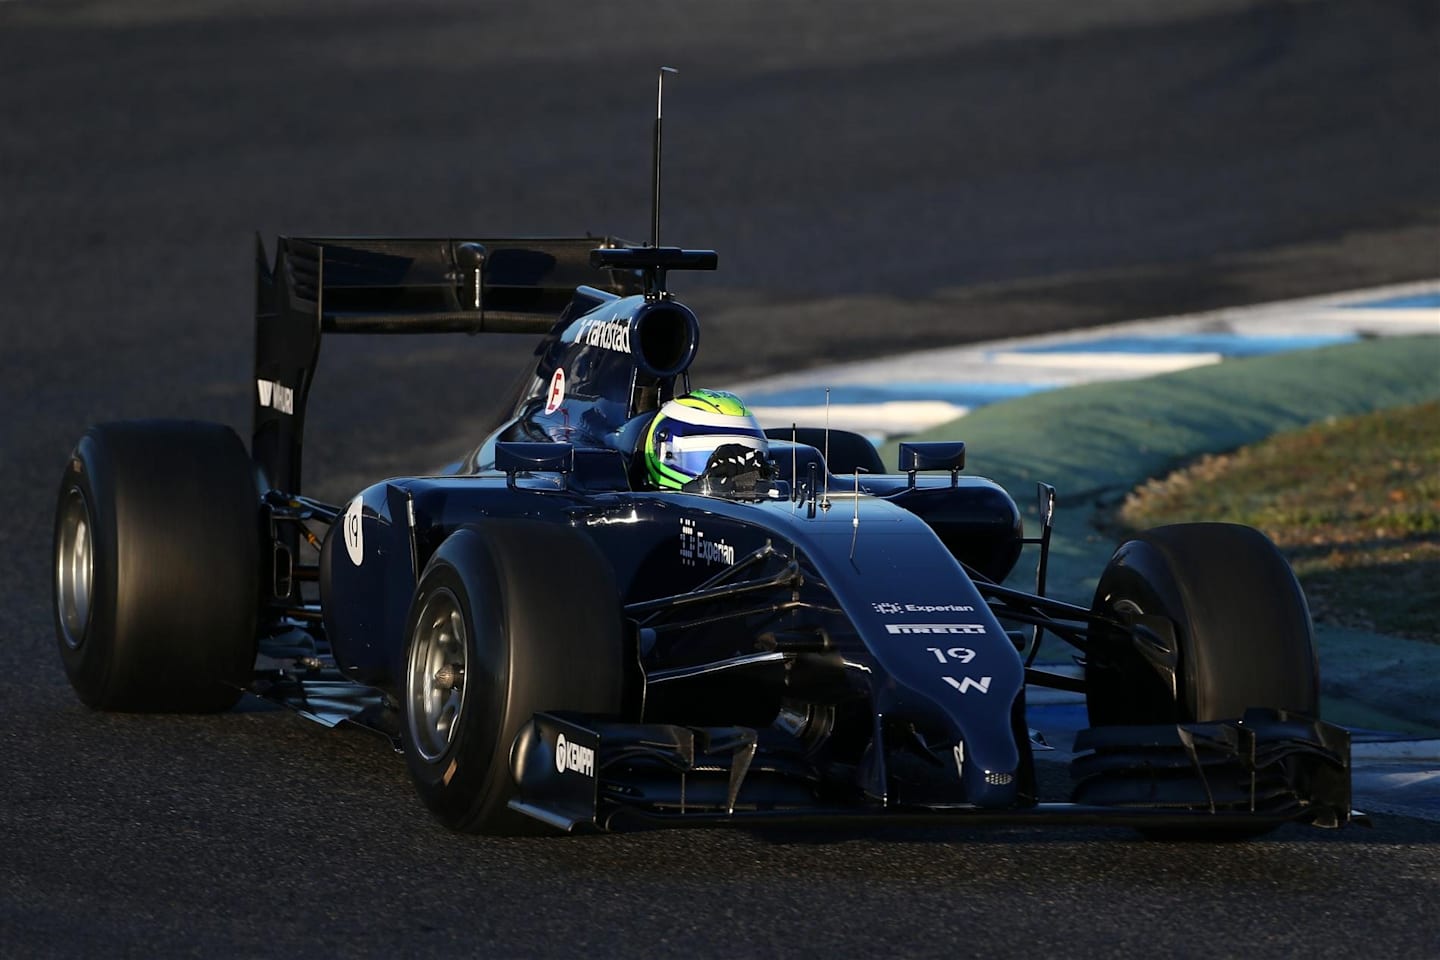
53 421 259 712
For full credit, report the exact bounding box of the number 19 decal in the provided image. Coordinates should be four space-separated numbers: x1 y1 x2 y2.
927 647 976 664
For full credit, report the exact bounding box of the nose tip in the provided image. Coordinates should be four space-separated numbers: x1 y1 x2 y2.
963 765 1019 808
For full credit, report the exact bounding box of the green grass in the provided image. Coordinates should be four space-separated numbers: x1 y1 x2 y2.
1118 401 1440 641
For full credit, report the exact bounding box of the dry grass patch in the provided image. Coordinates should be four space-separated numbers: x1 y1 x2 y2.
1118 401 1440 641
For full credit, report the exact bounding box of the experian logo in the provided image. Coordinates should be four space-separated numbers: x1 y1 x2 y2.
872 602 975 614
884 623 987 636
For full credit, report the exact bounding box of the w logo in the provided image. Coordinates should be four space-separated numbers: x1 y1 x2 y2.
943 676 992 695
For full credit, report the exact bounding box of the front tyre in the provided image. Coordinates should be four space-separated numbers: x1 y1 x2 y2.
400 521 626 834
53 420 260 712
1084 522 1319 840
1086 522 1318 727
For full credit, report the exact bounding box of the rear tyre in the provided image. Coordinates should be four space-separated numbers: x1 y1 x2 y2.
53 420 260 712
1085 522 1318 839
766 427 885 475
400 520 626 834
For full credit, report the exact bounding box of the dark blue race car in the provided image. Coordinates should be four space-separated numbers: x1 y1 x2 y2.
52 234 1353 836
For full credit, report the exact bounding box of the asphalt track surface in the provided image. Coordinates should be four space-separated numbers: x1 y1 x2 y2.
2 2 1438 956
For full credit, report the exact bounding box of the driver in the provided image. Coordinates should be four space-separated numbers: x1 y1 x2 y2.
643 389 770 491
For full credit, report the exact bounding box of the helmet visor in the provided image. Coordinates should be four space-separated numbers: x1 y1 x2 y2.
658 433 767 479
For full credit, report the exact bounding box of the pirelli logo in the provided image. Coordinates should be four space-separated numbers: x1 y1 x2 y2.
884 623 987 636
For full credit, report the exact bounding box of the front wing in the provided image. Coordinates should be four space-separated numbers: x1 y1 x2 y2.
508 709 1355 833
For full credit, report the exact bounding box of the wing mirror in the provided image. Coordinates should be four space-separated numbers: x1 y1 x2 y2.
897 441 966 488
495 442 574 488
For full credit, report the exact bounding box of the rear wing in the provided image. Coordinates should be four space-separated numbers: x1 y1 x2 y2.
254 235 643 494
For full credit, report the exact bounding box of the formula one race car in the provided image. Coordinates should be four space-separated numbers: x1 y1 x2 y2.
50 229 1354 837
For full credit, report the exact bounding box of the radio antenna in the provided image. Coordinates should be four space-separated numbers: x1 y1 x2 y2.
791 422 799 512
652 66 678 248
849 469 862 562
821 387 832 511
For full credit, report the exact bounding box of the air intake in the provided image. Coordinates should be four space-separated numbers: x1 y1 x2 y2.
631 300 700 379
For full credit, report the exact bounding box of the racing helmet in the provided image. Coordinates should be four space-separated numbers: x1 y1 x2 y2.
644 389 769 490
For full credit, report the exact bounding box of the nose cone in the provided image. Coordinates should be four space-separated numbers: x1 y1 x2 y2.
875 684 1024 809
875 696 1024 810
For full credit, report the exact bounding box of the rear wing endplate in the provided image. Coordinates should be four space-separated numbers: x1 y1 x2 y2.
253 235 643 494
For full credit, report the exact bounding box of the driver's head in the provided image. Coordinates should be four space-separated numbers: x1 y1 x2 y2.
643 389 768 490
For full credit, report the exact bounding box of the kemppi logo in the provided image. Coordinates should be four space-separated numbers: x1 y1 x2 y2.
554 733 595 777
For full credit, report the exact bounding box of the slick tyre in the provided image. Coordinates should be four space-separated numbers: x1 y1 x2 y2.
1085 523 1318 840
767 427 885 475
1086 522 1318 727
400 521 626 834
53 420 260 712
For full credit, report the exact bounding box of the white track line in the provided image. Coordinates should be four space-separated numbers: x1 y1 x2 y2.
749 401 969 435
982 351 1224 372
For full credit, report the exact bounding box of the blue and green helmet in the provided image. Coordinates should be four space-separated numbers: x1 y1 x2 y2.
643 389 769 490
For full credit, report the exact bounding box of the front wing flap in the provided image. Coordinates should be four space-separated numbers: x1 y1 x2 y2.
1070 708 1353 828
